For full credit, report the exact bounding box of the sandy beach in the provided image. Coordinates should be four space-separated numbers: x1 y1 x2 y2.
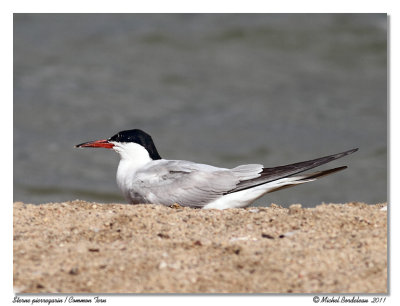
13 201 387 293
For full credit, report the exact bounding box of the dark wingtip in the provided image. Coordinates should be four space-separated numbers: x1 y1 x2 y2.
226 148 358 194
338 148 358 157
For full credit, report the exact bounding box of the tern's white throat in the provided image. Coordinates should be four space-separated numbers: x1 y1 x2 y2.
112 142 153 169
112 142 154 203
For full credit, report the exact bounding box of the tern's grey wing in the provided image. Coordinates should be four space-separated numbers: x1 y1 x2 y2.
132 160 243 208
226 148 358 194
129 148 357 207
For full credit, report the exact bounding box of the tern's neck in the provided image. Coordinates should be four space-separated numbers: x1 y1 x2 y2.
113 142 153 170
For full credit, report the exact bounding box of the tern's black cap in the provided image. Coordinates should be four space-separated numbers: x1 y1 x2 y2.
109 129 162 160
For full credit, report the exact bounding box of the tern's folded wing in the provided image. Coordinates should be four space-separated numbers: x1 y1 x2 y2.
131 160 241 208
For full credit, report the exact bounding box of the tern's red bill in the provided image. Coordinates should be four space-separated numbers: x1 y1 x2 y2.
75 139 114 149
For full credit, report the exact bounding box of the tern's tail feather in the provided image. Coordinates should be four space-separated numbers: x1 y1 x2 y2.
227 148 358 194
265 166 347 193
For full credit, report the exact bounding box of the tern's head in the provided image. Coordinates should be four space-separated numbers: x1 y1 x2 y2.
75 129 162 161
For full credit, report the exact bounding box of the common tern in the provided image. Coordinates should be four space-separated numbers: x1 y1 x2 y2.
75 129 358 209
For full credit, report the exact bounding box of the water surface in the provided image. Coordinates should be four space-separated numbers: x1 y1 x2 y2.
13 14 387 207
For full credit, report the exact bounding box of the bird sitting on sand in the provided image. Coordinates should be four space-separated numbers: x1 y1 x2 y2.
75 129 357 209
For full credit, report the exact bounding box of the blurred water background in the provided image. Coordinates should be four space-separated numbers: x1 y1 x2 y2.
13 14 387 207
